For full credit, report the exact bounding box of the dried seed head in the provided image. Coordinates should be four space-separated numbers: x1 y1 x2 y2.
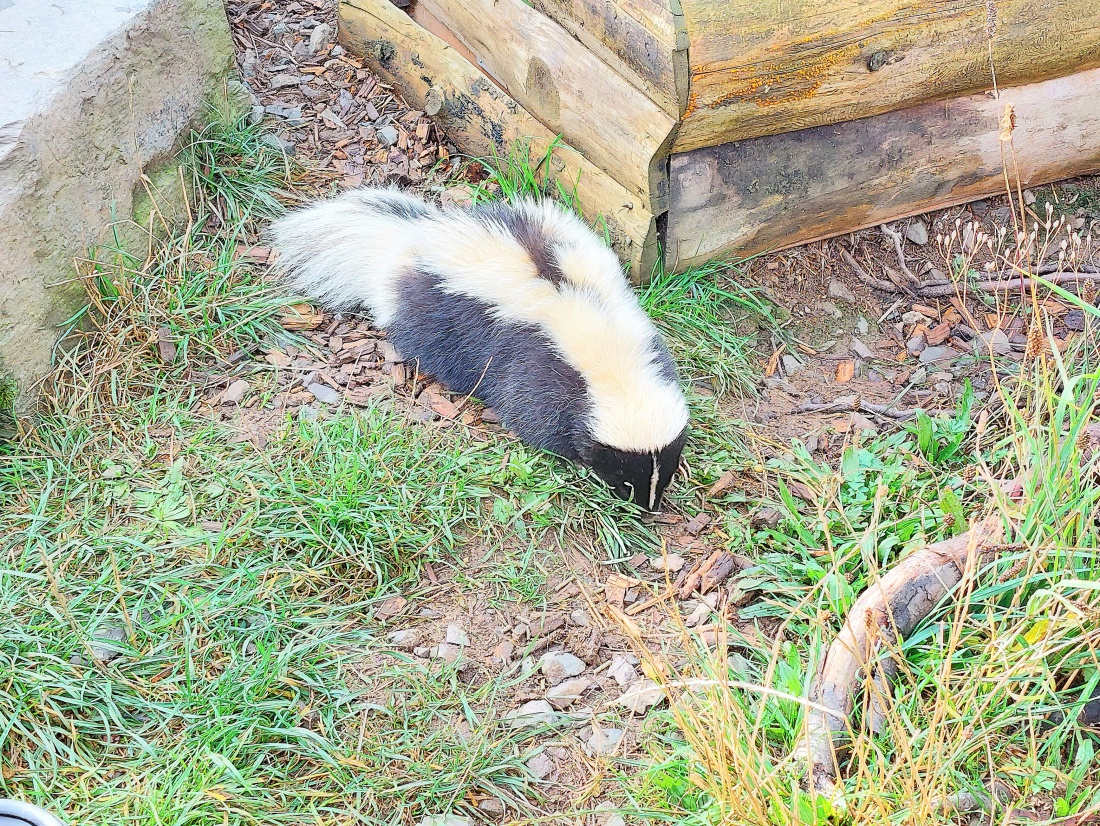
1025 316 1044 360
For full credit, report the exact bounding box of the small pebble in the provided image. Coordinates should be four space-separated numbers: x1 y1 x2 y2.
306 382 340 404
973 329 1011 356
545 678 591 710
540 652 586 685
648 553 685 573
616 679 664 714
268 73 303 90
587 727 625 755
445 624 469 646
905 220 929 245
526 752 554 779
505 700 557 728
308 22 332 53
377 124 399 147
223 379 249 404
827 279 857 303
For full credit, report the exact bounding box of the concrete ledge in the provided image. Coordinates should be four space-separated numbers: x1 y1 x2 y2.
0 0 234 398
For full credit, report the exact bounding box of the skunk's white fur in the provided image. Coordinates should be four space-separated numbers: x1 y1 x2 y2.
271 188 688 454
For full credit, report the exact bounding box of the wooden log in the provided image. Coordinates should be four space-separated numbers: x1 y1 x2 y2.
338 0 659 279
665 65 1100 271
676 0 1100 152
527 0 688 117
412 0 679 214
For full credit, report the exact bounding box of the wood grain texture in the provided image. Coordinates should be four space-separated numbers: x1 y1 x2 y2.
527 0 687 116
665 66 1100 270
413 0 679 213
337 0 659 279
675 0 1100 152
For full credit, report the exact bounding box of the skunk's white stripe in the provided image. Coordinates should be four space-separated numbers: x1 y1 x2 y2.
648 455 660 511
270 189 689 452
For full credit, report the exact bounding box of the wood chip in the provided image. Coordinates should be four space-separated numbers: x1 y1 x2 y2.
683 512 712 536
376 596 407 620
708 470 736 497
925 322 952 346
156 326 177 364
835 360 855 383
604 573 641 609
280 303 325 331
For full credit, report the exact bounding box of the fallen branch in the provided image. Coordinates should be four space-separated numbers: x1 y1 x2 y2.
843 250 1100 298
797 395 925 420
793 517 1006 794
916 271 1100 297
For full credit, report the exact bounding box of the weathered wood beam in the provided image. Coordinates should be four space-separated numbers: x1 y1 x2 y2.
337 0 660 280
527 0 689 117
676 0 1100 152
665 65 1100 270
412 0 679 214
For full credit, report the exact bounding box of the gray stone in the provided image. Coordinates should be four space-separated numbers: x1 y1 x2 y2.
541 652 586 684
445 624 469 646
525 752 554 779
297 404 319 422
587 727 624 755
827 279 857 303
377 124 399 147
331 44 345 56
416 816 470 826
905 220 929 245
308 22 332 53
850 337 873 359
223 379 249 404
427 642 461 663
569 609 590 626
268 73 302 89
1065 310 1087 332
0 0 233 403
781 355 803 376
264 103 303 123
910 367 928 384
857 315 870 336
505 700 557 728
973 329 1011 355
306 382 340 404
545 677 591 710
261 133 296 155
90 625 127 663
906 334 927 355
919 346 958 365
616 679 664 714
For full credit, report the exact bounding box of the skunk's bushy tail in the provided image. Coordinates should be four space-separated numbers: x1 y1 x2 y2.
267 187 438 327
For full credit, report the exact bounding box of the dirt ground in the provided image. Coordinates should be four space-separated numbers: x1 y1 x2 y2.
215 0 1100 818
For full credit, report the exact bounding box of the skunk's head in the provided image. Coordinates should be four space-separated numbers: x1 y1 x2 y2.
588 426 688 512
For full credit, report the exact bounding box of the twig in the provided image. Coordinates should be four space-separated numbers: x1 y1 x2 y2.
880 223 919 284
841 249 913 295
797 395 924 420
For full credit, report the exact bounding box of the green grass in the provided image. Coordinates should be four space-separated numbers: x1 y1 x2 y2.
182 85 294 231
11 97 1093 826
3 116 706 825
627 336 1100 825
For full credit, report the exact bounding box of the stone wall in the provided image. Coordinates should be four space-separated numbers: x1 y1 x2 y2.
0 0 234 401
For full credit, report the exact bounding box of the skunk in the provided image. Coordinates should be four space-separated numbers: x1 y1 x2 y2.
269 187 689 510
